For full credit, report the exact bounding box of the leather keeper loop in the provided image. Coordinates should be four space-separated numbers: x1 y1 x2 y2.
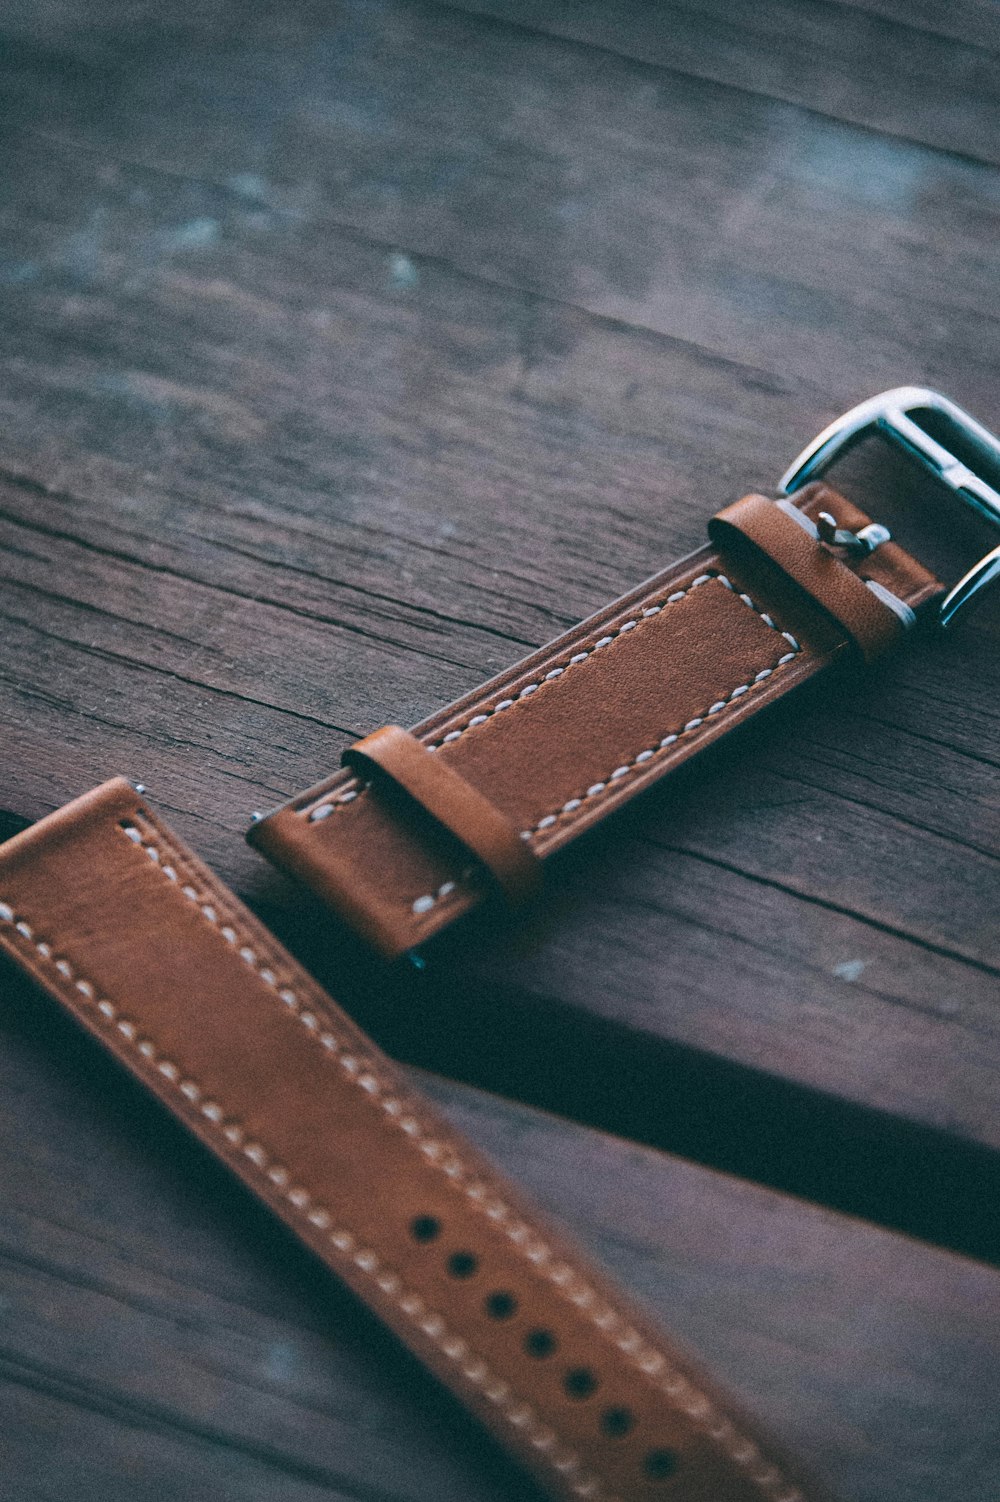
342 724 540 905
708 493 905 663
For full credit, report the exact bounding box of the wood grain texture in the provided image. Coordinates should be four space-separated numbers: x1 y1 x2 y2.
0 1 998 1496
459 0 1000 163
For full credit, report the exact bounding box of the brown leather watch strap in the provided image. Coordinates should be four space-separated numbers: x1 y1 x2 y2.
706 495 908 662
343 723 540 904
248 483 942 957
0 778 831 1502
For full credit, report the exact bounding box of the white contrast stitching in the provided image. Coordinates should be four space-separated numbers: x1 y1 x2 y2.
0 865 803 1502
409 576 800 913
518 646 800 840
0 894 606 1502
306 571 778 827
420 572 783 755
307 787 359 821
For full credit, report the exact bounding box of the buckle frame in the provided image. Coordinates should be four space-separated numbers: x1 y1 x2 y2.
778 386 1000 628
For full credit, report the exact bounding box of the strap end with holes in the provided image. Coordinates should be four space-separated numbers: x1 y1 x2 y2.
0 779 835 1502
249 483 942 958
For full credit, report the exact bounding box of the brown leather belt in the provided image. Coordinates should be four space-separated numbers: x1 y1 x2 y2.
3 388 998 1500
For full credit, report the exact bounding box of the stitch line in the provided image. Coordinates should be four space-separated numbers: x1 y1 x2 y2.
409 580 801 911
0 896 606 1502
305 572 788 827
422 572 787 754
517 645 800 841
0 863 802 1502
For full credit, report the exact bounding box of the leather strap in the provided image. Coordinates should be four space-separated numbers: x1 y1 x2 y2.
0 778 831 1502
707 495 907 662
248 484 942 957
343 724 540 904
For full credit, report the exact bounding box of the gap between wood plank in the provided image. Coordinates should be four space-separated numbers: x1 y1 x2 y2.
439 0 1000 169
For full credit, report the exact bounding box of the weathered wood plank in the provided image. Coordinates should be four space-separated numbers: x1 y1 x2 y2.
3 2 1000 393
455 0 1000 162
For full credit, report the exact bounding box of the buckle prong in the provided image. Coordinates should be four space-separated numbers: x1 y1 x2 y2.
815 512 890 556
779 387 1000 628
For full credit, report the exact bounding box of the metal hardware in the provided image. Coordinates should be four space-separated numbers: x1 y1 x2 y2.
815 512 891 556
780 387 1000 628
775 497 914 630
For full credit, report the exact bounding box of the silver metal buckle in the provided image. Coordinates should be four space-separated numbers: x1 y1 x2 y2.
779 387 1000 628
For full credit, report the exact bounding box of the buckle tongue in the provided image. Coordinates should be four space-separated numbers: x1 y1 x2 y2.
779 386 1000 627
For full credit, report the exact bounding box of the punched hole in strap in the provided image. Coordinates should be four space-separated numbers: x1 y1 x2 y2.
342 725 540 906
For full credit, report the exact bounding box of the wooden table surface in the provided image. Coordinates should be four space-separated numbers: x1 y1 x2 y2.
1 4 998 1499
